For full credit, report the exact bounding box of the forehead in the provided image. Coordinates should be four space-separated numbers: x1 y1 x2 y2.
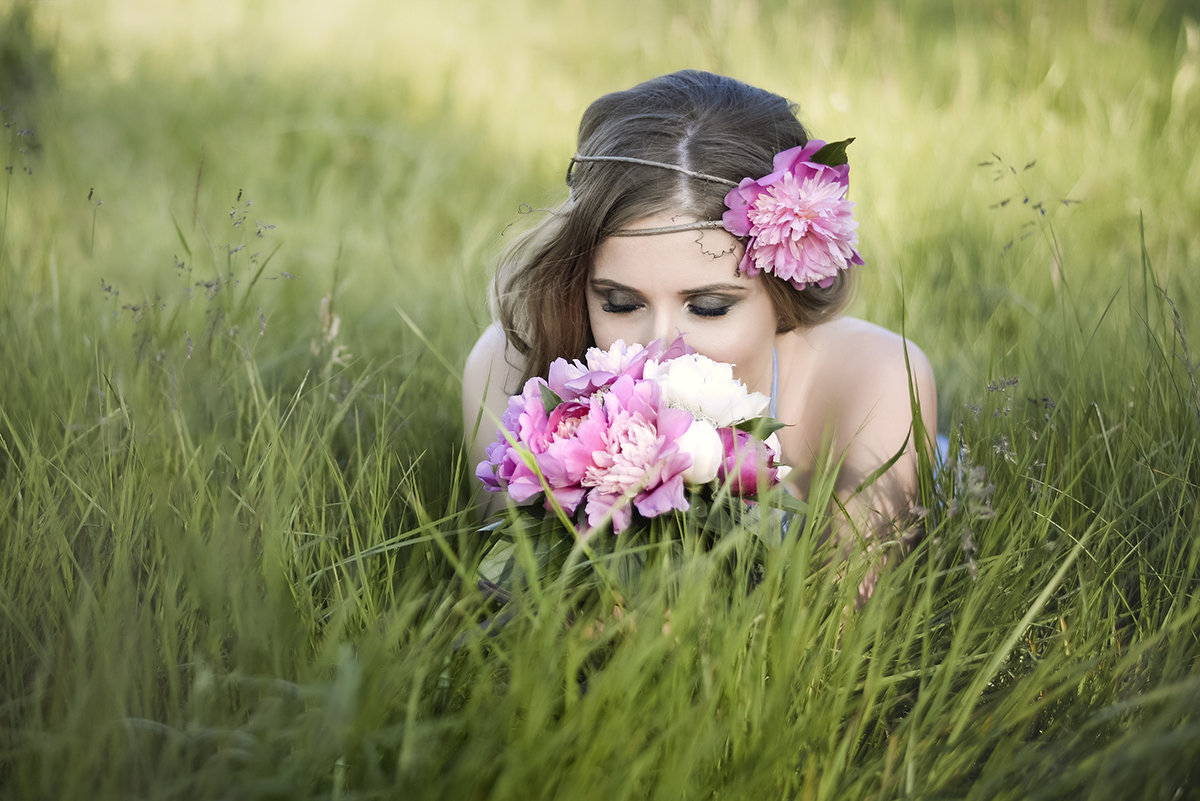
590 218 748 291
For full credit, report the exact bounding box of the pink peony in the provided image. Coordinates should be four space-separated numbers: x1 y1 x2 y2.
477 338 785 535
721 140 864 291
583 376 694 529
549 340 648 400
478 368 697 533
476 377 586 506
547 374 693 532
548 336 692 400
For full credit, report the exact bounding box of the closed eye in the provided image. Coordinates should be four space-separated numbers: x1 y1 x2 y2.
597 289 644 314
687 296 735 317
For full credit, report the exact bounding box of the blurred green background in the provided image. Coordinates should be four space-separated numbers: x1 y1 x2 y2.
7 0 1198 401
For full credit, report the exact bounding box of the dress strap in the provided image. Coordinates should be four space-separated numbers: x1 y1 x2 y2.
769 346 779 419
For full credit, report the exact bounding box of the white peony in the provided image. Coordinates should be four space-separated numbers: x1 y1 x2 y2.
764 431 792 482
644 353 770 427
676 418 723 484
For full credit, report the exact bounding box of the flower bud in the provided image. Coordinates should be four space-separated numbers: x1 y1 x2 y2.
677 418 723 484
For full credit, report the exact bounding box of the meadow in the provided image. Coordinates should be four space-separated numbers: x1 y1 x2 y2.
1 0 1198 798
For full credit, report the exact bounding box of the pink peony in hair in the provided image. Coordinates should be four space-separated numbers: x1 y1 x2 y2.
722 140 864 291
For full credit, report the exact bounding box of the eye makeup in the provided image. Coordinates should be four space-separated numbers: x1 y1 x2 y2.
596 287 645 314
589 278 747 317
686 295 736 317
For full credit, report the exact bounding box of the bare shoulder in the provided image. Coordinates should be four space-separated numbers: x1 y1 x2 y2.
789 317 938 529
464 322 518 386
462 323 528 466
777 316 937 541
808 316 935 399
791 315 938 465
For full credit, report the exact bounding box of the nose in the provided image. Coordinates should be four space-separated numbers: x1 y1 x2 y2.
651 309 685 347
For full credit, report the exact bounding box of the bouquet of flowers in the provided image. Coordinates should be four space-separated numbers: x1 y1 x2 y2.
476 337 788 538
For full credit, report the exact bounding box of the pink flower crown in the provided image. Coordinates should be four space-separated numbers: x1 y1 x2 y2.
569 139 863 291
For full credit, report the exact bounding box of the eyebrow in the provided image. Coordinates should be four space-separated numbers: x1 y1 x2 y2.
588 278 748 296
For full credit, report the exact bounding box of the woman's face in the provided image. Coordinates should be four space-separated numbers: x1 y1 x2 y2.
587 212 780 391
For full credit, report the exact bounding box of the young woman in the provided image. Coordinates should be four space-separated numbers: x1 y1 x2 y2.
463 70 937 552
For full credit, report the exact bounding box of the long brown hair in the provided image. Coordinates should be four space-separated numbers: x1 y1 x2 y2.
493 70 854 385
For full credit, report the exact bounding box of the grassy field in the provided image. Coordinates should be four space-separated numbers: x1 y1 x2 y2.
2 0 1198 798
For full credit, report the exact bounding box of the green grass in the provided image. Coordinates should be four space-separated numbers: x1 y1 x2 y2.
2 0 1198 798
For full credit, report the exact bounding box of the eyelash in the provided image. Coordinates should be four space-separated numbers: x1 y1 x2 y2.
689 303 731 318
599 300 733 318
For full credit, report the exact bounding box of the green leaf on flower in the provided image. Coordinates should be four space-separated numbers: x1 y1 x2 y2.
774 493 809 518
809 137 855 167
734 416 787 439
539 384 563 414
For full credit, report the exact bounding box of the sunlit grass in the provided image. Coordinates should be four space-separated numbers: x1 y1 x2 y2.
2 1 1198 798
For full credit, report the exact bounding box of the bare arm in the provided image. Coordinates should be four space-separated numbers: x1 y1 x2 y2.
462 322 527 475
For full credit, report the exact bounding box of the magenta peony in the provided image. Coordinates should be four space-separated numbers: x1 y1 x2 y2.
717 427 780 496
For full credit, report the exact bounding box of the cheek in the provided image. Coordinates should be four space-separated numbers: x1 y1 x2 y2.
586 301 615 349
690 308 777 368
684 334 750 366
586 306 644 352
